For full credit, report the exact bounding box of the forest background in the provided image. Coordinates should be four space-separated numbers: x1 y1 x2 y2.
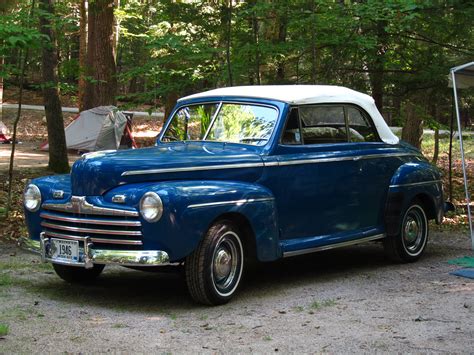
0 0 473 228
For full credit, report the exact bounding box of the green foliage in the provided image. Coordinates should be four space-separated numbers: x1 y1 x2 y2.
1 0 473 128
0 323 9 337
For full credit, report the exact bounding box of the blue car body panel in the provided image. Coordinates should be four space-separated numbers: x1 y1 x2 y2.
24 95 445 263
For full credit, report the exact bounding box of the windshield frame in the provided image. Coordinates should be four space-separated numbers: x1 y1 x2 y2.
158 99 281 147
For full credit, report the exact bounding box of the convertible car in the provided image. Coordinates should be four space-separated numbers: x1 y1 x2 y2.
20 85 448 305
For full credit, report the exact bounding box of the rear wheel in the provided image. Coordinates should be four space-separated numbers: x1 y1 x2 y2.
185 221 244 305
52 263 105 283
384 202 428 262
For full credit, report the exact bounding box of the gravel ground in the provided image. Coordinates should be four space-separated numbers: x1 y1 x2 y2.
0 229 473 353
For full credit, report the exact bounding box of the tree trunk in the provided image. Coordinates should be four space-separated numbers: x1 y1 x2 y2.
0 55 4 122
251 9 260 85
275 12 287 82
39 0 69 173
401 102 423 150
83 0 117 109
112 0 120 60
432 128 439 164
164 92 179 123
78 0 88 112
225 0 233 86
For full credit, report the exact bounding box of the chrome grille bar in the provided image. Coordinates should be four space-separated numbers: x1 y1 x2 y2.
41 221 142 236
43 231 143 245
40 212 141 227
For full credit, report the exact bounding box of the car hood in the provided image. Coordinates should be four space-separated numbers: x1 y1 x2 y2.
71 142 264 196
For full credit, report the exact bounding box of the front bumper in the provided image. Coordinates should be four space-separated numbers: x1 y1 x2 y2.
18 234 171 269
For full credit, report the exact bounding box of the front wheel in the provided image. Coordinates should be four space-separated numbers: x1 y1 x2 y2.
52 263 105 283
185 221 244 305
384 202 428 262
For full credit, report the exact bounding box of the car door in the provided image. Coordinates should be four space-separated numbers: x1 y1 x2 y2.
267 105 362 241
345 105 406 230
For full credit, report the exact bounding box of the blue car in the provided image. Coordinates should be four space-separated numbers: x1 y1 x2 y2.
21 85 448 305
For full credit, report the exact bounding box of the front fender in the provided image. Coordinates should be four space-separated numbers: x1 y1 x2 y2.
107 181 280 262
385 161 444 236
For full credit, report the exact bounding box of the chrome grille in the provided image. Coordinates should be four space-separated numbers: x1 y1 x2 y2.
41 198 143 247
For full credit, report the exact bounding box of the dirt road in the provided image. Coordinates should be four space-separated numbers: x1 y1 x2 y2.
0 230 473 353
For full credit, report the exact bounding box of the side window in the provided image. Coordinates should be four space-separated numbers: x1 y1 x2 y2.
299 105 347 144
347 106 379 142
281 108 302 145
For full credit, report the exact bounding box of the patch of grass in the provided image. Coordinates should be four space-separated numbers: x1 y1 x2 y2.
0 273 13 287
111 323 128 329
0 260 52 272
263 335 272 341
0 305 36 322
310 298 337 310
0 323 9 336
293 306 304 312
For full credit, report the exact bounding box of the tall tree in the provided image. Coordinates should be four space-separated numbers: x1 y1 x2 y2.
39 0 69 173
83 0 117 109
78 0 88 112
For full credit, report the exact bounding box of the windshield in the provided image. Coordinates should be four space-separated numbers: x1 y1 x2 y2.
161 102 278 146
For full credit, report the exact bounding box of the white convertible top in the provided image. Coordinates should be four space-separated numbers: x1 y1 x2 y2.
181 85 399 144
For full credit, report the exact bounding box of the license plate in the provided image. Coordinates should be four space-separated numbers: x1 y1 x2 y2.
51 239 79 262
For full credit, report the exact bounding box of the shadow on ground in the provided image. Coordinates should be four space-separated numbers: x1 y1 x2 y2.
23 241 441 312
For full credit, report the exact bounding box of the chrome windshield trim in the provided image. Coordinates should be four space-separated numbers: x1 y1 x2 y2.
283 234 385 258
203 101 223 140
389 180 442 188
188 197 274 209
122 162 265 177
42 196 139 217
42 231 143 245
40 212 141 227
41 221 142 236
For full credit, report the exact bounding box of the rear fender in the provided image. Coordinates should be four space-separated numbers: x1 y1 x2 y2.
385 161 444 236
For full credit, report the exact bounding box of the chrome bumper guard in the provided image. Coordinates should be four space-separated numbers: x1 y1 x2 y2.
18 233 170 269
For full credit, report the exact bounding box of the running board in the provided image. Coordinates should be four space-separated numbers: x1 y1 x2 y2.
282 234 386 258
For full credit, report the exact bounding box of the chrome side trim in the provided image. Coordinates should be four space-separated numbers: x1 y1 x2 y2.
389 180 442 188
278 152 415 167
40 212 141 227
17 237 169 267
283 234 385 258
42 231 143 245
121 162 265 177
187 197 274 209
41 221 142 236
121 152 416 176
43 196 139 217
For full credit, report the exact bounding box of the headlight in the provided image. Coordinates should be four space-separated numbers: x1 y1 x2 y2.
24 184 41 212
139 192 163 222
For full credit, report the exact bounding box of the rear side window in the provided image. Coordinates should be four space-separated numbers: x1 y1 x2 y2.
299 106 347 144
347 107 378 142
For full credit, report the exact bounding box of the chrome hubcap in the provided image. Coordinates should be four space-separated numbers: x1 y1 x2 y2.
403 207 425 253
404 218 419 244
213 248 232 281
211 231 242 295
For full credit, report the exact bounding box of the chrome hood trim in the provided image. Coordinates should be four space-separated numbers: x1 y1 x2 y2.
42 196 138 217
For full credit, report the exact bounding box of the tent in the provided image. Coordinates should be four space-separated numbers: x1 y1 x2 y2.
41 106 136 152
0 120 12 143
450 62 474 250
